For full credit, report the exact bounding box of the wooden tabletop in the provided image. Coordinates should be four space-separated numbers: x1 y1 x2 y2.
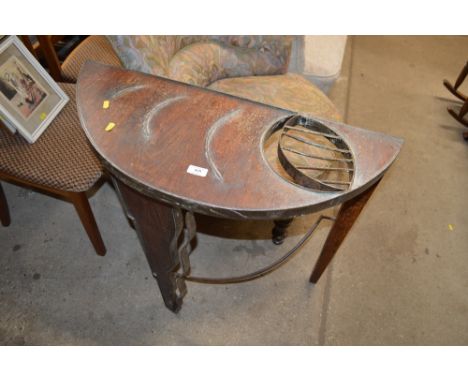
77 62 403 219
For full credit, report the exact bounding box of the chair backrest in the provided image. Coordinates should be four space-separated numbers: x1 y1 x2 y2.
107 35 293 87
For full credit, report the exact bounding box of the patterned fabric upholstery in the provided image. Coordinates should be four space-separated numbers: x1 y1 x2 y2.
107 35 292 86
105 36 339 119
209 73 342 121
62 35 122 82
0 83 103 192
168 41 290 87
104 35 339 118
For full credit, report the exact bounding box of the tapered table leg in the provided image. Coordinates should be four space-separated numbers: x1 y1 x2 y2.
115 179 187 312
309 180 381 283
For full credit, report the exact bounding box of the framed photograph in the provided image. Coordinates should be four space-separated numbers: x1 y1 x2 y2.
0 35 68 143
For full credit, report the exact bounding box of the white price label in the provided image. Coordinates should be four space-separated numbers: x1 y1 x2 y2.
187 165 208 177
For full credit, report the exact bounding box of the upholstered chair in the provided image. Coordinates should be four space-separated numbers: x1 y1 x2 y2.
62 36 340 120
0 83 106 255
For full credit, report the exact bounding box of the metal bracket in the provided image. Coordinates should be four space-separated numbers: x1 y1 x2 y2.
176 214 335 285
172 209 197 298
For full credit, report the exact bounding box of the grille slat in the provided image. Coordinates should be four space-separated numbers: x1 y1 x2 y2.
282 147 353 163
282 132 351 154
296 166 354 172
284 125 341 139
278 116 355 192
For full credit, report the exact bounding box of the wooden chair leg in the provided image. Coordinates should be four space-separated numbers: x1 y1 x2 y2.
0 182 11 227
454 61 468 90
309 180 380 283
67 191 106 256
448 107 468 128
443 61 468 102
443 80 467 102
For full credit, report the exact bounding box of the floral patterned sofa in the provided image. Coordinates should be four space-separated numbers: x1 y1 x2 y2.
61 35 341 122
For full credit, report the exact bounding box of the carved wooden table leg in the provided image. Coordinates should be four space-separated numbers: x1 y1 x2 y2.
272 218 294 245
309 180 381 283
115 179 188 312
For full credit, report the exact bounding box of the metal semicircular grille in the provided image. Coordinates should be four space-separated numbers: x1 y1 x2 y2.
277 115 355 192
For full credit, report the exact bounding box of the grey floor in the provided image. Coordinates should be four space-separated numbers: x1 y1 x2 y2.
1 36 467 345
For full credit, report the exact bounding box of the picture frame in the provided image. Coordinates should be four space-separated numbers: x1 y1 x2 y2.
0 35 68 143
0 112 17 133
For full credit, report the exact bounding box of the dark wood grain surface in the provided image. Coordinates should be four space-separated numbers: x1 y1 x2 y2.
77 62 403 219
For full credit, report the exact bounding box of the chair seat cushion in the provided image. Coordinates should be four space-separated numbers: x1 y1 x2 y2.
208 73 342 121
0 83 102 193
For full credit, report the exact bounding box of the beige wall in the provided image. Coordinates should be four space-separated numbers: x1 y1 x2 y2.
290 35 348 93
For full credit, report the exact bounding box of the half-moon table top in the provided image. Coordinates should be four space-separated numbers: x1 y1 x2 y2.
77 62 403 219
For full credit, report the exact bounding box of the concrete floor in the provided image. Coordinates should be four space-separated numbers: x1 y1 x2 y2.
1 36 467 345
323 36 468 345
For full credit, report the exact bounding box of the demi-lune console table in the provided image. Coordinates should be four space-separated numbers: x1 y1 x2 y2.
77 62 402 312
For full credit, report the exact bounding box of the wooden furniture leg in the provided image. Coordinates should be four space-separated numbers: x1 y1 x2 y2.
443 61 468 101
309 180 380 283
272 218 294 245
36 35 64 82
454 61 468 90
0 182 11 227
114 179 187 313
448 98 468 128
19 36 39 59
68 191 106 256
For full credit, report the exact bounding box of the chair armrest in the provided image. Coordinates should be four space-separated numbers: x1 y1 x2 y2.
62 36 122 83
